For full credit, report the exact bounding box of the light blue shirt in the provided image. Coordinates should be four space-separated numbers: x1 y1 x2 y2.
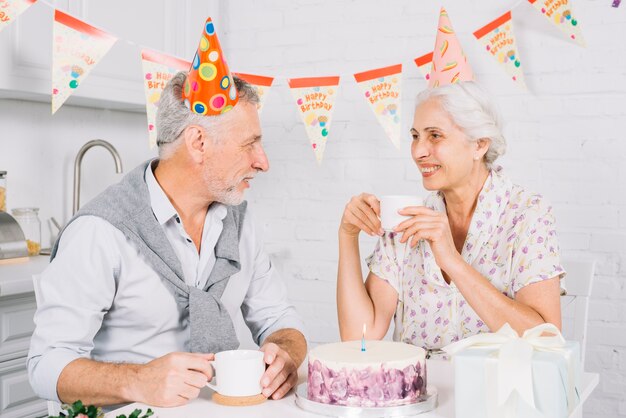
28 162 305 403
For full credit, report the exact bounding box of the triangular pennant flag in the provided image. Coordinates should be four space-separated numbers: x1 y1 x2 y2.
233 73 274 113
474 12 527 91
429 7 474 88
414 52 433 81
0 0 37 33
52 10 117 114
141 49 190 149
354 64 402 149
287 76 340 164
527 0 585 46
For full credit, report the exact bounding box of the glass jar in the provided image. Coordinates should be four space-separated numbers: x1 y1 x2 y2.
0 171 6 212
12 207 41 256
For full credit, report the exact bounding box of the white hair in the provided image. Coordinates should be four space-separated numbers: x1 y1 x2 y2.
415 81 506 169
155 72 259 159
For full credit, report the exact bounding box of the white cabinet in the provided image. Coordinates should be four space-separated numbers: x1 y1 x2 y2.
0 256 49 418
0 294 37 364
0 319 46 418
0 0 221 112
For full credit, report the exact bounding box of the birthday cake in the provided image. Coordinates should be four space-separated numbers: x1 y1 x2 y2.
307 340 427 407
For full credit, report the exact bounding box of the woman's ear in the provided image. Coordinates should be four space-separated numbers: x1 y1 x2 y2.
183 125 206 164
476 137 491 160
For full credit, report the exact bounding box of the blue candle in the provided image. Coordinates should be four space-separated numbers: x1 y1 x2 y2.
361 323 366 352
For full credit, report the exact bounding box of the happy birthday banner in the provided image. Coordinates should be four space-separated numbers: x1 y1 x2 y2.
52 10 117 114
474 11 527 91
288 76 340 164
414 52 434 81
528 0 586 47
1 0 588 160
141 49 190 148
233 73 275 114
0 0 36 33
354 64 403 149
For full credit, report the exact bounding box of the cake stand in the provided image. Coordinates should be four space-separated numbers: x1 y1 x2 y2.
295 383 438 417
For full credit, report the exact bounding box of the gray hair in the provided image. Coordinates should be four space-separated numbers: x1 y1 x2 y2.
415 81 506 169
156 72 260 157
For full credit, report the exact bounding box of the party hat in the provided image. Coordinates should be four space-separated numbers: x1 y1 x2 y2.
182 17 238 115
428 8 474 88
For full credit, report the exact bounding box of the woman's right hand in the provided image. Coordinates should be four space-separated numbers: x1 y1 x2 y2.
339 193 383 237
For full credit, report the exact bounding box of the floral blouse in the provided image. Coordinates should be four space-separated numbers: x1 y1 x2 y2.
366 168 566 350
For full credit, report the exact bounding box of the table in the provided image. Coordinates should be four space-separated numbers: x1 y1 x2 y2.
106 359 599 418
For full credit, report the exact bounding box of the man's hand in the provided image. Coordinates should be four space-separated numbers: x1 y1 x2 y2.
131 352 214 407
259 342 298 400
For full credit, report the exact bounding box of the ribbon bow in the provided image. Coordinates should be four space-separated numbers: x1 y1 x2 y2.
443 323 577 418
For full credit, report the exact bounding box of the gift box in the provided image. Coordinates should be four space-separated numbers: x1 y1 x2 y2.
444 324 581 418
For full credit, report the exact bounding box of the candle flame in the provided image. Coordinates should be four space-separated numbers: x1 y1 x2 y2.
362 323 366 336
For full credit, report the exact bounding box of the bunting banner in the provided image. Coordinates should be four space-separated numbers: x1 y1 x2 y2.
52 9 117 114
354 64 402 149
474 12 527 90
288 76 339 164
233 72 274 113
0 0 36 33
141 49 190 149
528 0 586 47
0 0 601 156
429 7 474 88
414 52 433 82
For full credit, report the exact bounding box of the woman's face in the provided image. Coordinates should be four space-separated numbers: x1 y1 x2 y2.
411 98 482 192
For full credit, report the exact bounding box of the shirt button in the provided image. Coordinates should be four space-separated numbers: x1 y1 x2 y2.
186 238 192 243
176 216 181 223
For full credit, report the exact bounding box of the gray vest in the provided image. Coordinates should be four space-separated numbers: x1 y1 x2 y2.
51 160 243 353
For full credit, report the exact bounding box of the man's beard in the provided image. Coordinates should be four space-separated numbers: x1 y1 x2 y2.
220 184 245 206
203 171 253 206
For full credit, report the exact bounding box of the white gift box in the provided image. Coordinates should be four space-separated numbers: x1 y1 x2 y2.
444 324 581 418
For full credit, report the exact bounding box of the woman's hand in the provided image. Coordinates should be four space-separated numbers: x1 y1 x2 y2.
395 206 462 270
340 193 383 237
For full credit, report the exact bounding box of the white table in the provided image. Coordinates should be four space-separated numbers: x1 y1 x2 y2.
106 359 599 418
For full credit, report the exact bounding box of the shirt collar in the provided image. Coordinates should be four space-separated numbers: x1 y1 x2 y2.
425 166 512 259
145 160 177 225
145 160 229 225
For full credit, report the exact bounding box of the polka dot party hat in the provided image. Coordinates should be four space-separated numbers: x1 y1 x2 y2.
428 7 474 88
182 17 238 115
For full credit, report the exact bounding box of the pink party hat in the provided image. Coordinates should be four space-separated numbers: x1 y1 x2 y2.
428 7 474 88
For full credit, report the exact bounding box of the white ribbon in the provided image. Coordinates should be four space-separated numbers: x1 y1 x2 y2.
443 323 578 418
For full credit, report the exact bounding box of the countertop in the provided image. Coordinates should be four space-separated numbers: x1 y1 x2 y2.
0 255 50 297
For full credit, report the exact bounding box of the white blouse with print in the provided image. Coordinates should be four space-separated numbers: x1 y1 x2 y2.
366 168 566 350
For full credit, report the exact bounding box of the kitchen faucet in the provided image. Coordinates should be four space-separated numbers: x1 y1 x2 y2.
73 139 123 215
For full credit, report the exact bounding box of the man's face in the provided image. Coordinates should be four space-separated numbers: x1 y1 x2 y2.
202 101 268 205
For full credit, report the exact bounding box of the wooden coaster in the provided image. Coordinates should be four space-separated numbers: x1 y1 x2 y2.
212 392 267 406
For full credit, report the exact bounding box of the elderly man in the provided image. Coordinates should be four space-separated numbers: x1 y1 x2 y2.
28 19 306 409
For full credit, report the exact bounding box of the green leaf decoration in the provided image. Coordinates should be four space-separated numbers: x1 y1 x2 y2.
48 401 151 418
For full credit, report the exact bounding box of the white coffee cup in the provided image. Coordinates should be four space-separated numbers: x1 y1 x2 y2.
379 195 424 231
206 349 265 397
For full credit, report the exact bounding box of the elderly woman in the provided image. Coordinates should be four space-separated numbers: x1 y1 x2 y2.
337 82 565 349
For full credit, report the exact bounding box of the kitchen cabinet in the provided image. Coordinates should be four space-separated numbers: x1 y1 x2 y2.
0 256 49 418
0 0 221 112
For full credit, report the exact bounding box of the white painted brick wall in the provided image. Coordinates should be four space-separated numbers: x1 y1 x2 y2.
223 0 626 415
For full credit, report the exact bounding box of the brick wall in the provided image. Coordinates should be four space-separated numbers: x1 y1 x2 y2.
222 0 626 415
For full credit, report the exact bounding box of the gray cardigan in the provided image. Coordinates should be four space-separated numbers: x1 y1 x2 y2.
51 160 244 353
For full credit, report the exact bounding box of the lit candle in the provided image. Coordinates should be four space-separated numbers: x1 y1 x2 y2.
361 323 366 352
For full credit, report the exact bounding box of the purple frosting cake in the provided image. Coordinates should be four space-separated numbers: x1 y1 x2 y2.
307 340 427 407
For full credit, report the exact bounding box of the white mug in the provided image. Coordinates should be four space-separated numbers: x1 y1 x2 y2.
206 349 266 397
379 195 424 231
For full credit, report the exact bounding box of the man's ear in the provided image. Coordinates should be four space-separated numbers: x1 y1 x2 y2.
183 125 205 164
